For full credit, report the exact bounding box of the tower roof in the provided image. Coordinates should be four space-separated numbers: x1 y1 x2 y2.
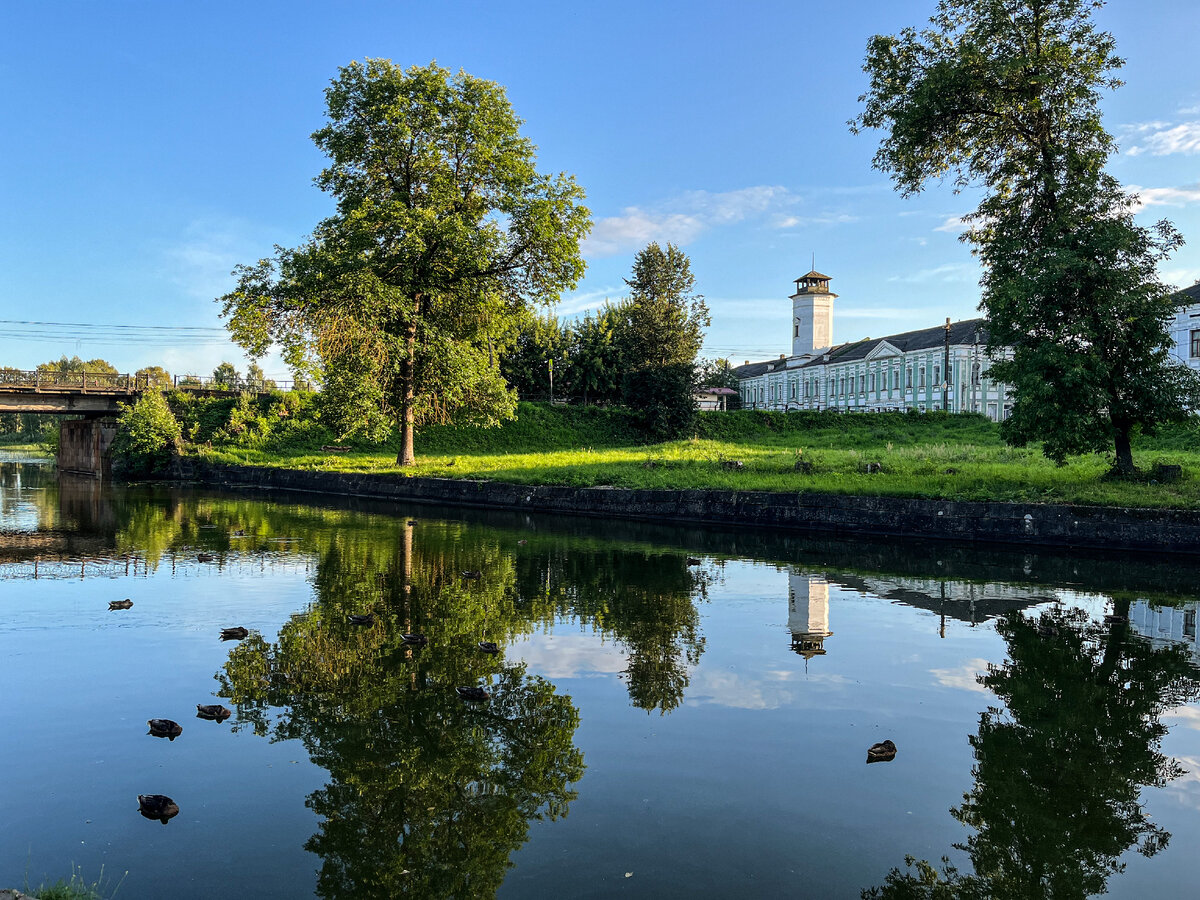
799 269 831 280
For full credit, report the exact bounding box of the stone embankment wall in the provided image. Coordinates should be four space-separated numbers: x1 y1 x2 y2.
58 419 116 478
194 463 1200 555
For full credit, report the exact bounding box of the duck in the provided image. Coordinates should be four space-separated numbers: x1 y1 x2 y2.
109 599 134 610
686 557 702 566
460 570 482 579
1037 624 1059 638
220 626 249 641
232 529 246 537
456 685 490 703
407 520 419 526
867 740 898 764
197 553 215 563
477 641 500 655
137 794 180 825
1104 614 1129 625
517 539 528 546
147 718 183 740
347 614 375 626
195 704 232 721
402 633 428 646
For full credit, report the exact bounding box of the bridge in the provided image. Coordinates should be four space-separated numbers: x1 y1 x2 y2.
0 369 294 415
0 370 295 478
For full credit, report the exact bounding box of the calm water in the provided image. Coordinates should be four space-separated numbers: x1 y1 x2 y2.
2 456 1199 899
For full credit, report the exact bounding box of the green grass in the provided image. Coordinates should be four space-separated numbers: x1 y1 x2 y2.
197 408 1200 509
27 864 125 900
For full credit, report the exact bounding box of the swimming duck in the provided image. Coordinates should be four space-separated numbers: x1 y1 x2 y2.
460 570 482 579
348 614 375 626
407 520 419 525
477 641 500 654
196 704 232 721
197 553 215 563
1104 614 1129 625
402 633 428 646
686 557 702 566
233 529 246 537
867 740 898 764
220 627 249 641
137 794 180 825
456 686 490 703
1037 624 1059 638
147 719 183 740
517 539 528 546
109 599 134 610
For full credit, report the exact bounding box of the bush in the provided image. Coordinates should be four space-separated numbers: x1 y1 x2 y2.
111 391 182 476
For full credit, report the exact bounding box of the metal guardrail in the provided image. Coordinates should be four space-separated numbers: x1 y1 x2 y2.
0 369 150 392
172 375 296 392
0 369 297 395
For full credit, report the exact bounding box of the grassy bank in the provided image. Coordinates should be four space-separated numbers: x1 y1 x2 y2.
196 406 1200 509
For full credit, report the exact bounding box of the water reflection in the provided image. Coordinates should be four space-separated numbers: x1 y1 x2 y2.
864 604 1200 899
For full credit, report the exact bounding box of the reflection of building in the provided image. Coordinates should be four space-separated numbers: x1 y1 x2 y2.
1131 601 1200 663
788 573 832 659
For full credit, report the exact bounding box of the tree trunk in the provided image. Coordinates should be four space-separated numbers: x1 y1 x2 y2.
396 312 418 467
1113 424 1135 475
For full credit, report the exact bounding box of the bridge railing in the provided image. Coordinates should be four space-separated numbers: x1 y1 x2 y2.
173 375 296 393
0 369 150 392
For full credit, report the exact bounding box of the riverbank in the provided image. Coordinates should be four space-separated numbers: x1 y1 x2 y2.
192 461 1200 555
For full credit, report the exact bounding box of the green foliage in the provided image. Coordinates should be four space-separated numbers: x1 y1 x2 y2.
110 390 182 477
499 312 572 400
218 59 591 466
853 0 1200 472
135 365 173 389
37 355 118 375
212 360 241 390
416 401 646 454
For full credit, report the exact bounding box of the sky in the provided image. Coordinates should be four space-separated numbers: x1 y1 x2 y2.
2 0 1199 379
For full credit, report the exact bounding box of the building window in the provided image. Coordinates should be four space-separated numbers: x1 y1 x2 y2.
794 323 800 338
933 365 940 387
859 374 865 393
906 368 912 389
971 362 981 386
1192 329 1200 358
789 382 795 399
918 367 926 389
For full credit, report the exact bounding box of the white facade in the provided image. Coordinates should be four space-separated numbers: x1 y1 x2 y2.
1169 288 1200 373
736 272 1013 421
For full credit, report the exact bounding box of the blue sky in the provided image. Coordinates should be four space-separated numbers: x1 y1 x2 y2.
2 0 1198 378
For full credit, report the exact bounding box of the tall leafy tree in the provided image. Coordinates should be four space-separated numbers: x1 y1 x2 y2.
569 311 618 405
614 242 710 437
853 0 1200 473
219 60 591 465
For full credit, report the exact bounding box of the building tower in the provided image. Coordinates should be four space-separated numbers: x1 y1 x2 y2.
791 270 836 357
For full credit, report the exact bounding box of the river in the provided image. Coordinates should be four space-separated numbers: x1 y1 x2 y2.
1 454 1198 898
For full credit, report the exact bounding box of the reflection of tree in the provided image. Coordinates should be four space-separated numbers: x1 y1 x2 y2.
865 604 1200 899
510 549 708 713
218 529 583 898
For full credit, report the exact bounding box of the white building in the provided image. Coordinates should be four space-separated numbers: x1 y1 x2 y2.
734 270 1013 420
1169 282 1200 373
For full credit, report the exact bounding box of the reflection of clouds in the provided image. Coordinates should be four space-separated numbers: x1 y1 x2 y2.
1163 755 1200 811
511 633 627 678
685 667 853 710
930 658 992 694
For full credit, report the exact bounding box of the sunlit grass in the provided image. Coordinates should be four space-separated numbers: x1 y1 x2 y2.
199 434 1200 508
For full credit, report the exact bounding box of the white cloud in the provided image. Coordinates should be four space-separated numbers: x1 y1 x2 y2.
1161 268 1200 290
582 186 852 258
888 263 978 284
555 286 623 316
933 215 974 233
161 216 279 301
511 633 627 679
1165 706 1200 731
1180 104 1200 116
1125 121 1200 156
1127 184 1200 210
929 658 991 694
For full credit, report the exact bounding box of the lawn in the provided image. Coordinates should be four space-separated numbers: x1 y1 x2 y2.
197 409 1200 509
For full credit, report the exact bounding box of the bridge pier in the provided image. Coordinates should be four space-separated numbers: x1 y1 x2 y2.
58 419 117 478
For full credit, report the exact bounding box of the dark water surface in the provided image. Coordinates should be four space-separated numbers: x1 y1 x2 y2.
2 455 1199 898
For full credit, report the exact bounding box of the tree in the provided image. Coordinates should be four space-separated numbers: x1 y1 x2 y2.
614 243 710 437
499 312 571 401
219 60 591 466
110 391 182 477
853 0 1200 473
212 361 241 390
569 311 618 405
244 362 276 392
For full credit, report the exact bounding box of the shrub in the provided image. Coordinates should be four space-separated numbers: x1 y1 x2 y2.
111 391 182 476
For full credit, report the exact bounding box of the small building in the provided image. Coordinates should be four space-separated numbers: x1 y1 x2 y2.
734 271 1013 420
695 386 738 411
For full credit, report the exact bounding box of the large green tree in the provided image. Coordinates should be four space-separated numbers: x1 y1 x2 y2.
219 60 591 465
853 0 1200 473
614 242 710 437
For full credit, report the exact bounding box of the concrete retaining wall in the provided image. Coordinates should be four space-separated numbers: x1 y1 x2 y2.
194 463 1200 555
58 419 116 478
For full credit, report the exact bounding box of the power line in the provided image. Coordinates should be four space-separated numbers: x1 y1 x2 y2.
0 318 227 333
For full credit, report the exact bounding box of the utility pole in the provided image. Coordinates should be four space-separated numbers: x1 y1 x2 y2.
548 357 554 404
943 317 951 412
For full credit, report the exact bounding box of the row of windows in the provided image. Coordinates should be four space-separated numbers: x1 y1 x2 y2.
756 362 993 402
